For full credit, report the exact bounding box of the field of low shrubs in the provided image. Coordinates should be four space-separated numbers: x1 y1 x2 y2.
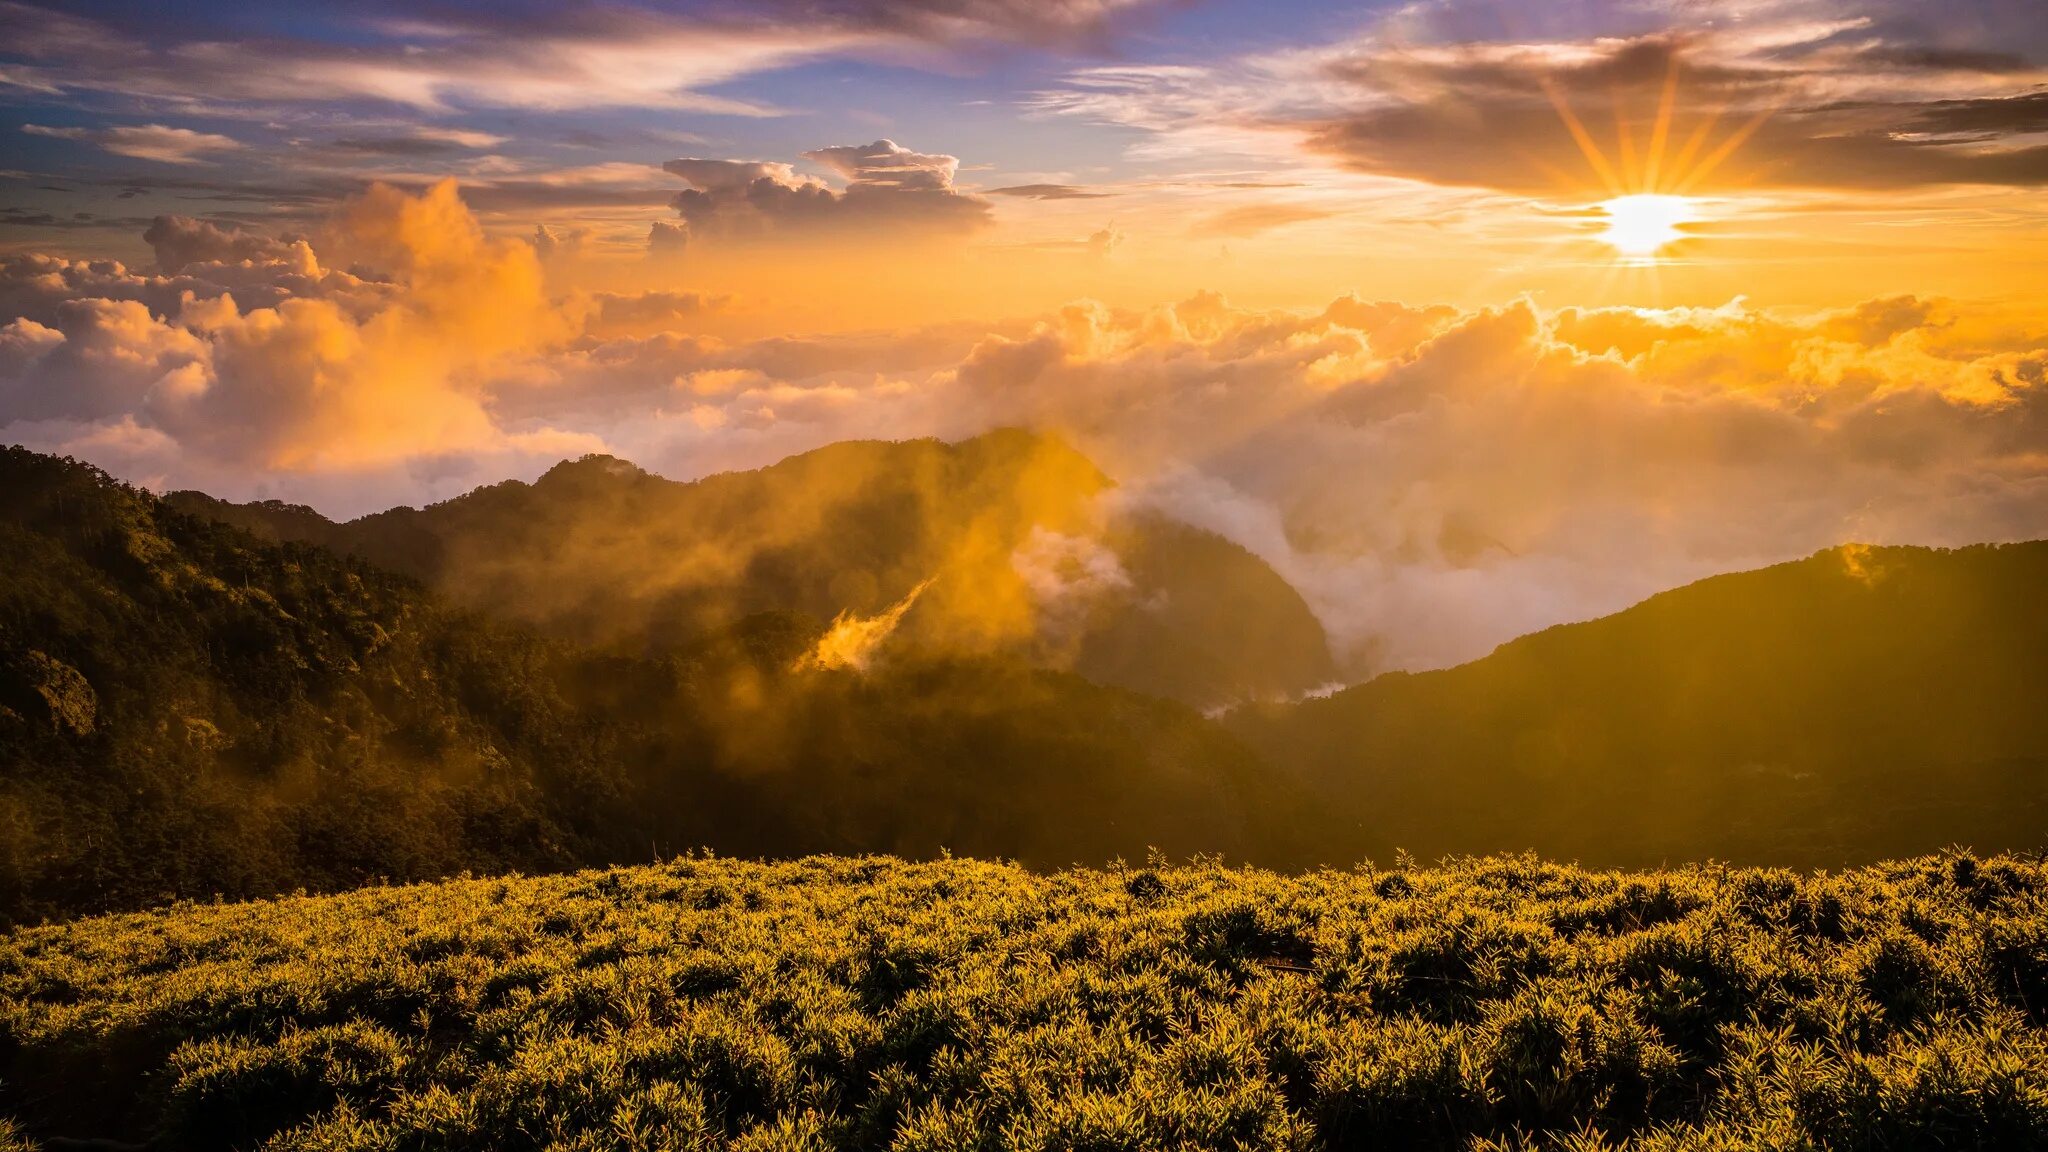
4 851 2046 1150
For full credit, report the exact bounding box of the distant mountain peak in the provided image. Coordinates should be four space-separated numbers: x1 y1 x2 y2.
538 453 648 484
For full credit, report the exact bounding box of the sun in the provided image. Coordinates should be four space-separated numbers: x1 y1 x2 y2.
1597 194 1699 261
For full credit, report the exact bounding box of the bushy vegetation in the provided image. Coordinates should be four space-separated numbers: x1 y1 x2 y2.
6 851 2048 1150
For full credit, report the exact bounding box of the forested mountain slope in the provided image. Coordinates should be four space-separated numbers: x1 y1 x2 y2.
0 448 1304 923
1237 542 2048 867
170 431 1337 709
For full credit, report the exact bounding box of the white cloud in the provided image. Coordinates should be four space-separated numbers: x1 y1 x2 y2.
23 122 242 165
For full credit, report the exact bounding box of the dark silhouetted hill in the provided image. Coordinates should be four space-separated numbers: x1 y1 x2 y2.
1235 542 2048 867
169 431 1337 709
0 447 1307 923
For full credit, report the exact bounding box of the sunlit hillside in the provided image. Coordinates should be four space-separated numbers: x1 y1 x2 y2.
168 431 1338 710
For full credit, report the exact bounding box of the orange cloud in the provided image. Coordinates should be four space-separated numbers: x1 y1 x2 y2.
4 193 2047 676
2 181 594 472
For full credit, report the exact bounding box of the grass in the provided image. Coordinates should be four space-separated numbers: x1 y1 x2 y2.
3 851 2046 1150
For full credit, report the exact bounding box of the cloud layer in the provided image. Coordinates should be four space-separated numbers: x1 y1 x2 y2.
4 183 2046 678
0 0 1165 113
1037 0 2048 195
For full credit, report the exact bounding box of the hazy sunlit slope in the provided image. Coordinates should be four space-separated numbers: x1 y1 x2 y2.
1238 543 2048 866
170 431 1337 709
0 448 1305 923
5 852 2045 1150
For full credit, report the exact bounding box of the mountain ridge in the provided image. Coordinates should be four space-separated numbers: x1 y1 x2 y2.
168 430 1339 710
1233 539 2048 867
0 445 1314 924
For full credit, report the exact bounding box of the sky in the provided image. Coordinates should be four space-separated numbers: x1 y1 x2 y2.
3 0 2047 674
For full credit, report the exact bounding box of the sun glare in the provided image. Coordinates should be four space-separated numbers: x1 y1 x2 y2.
1597 194 1698 260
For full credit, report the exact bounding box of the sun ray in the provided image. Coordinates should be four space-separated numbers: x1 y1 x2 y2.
1642 53 1682 193
1614 86 1641 191
1665 105 1727 191
1541 78 1625 195
1676 104 1778 195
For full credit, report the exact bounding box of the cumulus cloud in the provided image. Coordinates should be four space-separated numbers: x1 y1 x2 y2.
803 139 962 191
647 219 689 257
661 140 993 244
0 299 207 423
530 223 592 262
143 215 296 274
941 292 2048 670
0 181 608 480
0 244 391 329
534 287 2047 673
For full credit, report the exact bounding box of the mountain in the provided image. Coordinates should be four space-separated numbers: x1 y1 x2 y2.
168 430 1337 710
0 447 1311 923
1234 542 2048 867
21 434 2048 921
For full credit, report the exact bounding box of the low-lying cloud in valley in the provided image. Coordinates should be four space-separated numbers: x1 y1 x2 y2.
3 183 2046 678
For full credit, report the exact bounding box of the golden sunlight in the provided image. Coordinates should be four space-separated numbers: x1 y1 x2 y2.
1596 194 1698 260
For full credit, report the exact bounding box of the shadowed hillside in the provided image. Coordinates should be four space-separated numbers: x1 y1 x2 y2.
1236 542 2048 867
0 448 1309 924
170 431 1337 709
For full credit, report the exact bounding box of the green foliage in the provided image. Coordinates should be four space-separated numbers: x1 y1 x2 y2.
5 851 2046 1151
1238 541 2048 867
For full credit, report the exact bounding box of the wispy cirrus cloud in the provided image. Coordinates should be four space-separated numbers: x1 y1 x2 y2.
987 183 1114 200
0 0 1168 115
328 128 508 156
22 122 242 165
1189 203 1331 238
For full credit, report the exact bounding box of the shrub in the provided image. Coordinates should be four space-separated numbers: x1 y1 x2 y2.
4 852 2046 1151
